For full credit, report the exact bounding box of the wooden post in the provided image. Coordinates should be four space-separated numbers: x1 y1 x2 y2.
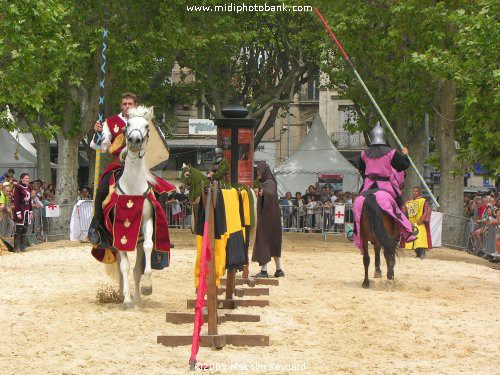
242 264 249 279
225 270 236 300
206 187 217 335
158 183 269 348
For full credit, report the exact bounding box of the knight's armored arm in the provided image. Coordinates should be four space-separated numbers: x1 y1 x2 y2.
391 152 410 172
357 156 366 178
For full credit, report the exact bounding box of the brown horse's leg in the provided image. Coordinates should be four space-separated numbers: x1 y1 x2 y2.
374 244 382 278
362 240 370 288
383 247 396 280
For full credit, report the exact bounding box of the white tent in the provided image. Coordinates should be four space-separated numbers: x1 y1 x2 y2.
0 129 38 178
274 114 361 196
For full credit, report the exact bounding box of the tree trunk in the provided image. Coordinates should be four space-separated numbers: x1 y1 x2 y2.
32 116 52 182
392 118 425 200
254 104 281 149
403 121 425 200
53 94 80 238
56 134 80 205
435 79 463 246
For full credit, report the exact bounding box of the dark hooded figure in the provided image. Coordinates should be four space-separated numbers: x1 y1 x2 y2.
251 161 284 278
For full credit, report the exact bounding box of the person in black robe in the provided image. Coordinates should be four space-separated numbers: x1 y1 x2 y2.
251 161 284 278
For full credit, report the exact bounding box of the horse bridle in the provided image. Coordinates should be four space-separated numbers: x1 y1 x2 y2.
123 117 150 159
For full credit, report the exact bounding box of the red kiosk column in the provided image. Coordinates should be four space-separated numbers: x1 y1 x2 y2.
215 103 256 186
215 103 257 287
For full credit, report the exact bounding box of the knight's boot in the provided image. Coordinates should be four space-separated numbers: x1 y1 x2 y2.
13 226 22 253
88 189 108 245
88 217 101 245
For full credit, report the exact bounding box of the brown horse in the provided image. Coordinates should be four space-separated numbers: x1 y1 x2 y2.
359 193 400 289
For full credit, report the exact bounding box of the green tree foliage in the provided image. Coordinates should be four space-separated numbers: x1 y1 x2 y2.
412 0 499 174
0 1 77 112
170 0 324 146
317 0 499 175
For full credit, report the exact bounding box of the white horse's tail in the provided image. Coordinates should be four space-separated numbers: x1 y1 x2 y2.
105 261 121 283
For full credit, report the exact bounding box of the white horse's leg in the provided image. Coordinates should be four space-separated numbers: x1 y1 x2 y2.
116 255 124 299
141 213 154 296
118 251 133 309
133 243 144 303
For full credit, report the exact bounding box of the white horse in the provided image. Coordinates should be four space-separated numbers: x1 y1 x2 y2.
105 106 157 309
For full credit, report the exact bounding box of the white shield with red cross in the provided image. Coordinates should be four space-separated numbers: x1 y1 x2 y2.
334 204 345 224
45 204 60 218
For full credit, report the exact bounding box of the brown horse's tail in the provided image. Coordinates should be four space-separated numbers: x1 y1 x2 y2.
363 194 396 252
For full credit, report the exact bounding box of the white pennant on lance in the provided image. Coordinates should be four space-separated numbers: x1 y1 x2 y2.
334 204 345 224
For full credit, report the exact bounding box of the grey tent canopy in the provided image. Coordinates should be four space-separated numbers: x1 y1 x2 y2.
274 114 361 196
0 129 38 178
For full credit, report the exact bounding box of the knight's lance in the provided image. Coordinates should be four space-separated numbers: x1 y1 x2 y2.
314 8 439 208
93 5 109 214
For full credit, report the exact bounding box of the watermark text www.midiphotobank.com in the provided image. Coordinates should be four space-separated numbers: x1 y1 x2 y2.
187 3 313 13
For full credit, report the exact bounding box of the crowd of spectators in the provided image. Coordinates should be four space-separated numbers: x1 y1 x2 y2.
166 184 191 227
463 193 499 254
279 184 357 232
0 168 57 241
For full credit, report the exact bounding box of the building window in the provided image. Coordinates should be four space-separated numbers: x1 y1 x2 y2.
196 102 212 119
338 105 358 130
306 74 320 101
335 105 360 149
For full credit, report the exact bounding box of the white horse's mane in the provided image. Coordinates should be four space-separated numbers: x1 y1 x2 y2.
128 105 154 121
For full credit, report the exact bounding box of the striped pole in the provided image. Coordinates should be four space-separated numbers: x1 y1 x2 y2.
315 8 439 208
93 5 109 213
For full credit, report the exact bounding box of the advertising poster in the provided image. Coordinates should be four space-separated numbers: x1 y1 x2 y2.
318 174 344 192
237 128 253 186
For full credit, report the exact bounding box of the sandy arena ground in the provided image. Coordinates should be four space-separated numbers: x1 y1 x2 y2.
1 230 499 375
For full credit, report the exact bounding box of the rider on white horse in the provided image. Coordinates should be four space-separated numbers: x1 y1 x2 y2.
88 92 137 245
96 106 175 309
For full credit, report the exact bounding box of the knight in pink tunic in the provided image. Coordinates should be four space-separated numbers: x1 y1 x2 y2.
358 123 410 207
353 124 417 250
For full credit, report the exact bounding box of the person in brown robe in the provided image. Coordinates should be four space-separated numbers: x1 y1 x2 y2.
252 161 284 278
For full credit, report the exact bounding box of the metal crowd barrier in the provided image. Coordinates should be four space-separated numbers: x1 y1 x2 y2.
12 197 496 259
43 200 194 241
440 213 474 250
462 214 499 259
279 203 354 235
162 201 193 229
45 203 83 241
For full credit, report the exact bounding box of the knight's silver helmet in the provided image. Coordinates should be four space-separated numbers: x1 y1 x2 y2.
214 147 224 162
370 123 386 145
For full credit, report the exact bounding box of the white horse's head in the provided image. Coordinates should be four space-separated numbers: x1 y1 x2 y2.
125 106 154 153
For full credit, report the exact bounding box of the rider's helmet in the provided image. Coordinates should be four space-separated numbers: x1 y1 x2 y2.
370 123 386 145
